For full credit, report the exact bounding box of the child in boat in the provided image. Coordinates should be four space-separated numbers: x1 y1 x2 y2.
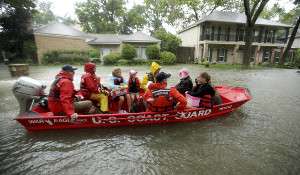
128 70 140 106
109 67 131 113
186 72 217 108
175 68 193 95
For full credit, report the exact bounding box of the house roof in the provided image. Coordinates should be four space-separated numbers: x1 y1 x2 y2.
34 21 95 39
86 31 160 44
179 11 294 33
34 22 160 44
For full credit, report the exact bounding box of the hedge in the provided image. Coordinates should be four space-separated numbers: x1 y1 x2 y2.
160 51 176 65
103 53 121 65
42 50 100 64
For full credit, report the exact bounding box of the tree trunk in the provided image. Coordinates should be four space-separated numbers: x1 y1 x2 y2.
279 16 300 66
243 25 254 68
243 0 269 68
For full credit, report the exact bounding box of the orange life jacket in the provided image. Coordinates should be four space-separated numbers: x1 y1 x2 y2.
147 87 173 112
128 77 140 93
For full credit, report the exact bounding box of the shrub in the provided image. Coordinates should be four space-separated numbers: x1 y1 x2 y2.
43 51 54 64
159 51 176 65
146 45 160 60
116 59 149 66
283 61 295 69
90 57 101 63
103 53 121 65
121 44 137 60
154 30 181 53
203 61 209 66
88 50 100 58
42 50 98 64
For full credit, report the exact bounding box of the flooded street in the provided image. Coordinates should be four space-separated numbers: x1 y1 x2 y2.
0 63 299 174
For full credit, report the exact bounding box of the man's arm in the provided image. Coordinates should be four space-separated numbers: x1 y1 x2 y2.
59 80 75 117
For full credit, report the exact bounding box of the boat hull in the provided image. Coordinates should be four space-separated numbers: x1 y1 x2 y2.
14 86 252 131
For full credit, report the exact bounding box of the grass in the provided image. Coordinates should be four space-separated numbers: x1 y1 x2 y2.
198 64 268 69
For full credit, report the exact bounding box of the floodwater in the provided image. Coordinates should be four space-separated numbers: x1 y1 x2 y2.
0 63 299 174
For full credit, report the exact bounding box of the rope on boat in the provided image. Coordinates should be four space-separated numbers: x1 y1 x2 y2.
219 87 235 94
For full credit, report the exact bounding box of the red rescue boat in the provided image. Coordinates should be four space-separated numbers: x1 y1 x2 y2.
12 77 252 131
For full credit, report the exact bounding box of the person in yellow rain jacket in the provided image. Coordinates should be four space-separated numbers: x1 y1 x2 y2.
140 62 161 91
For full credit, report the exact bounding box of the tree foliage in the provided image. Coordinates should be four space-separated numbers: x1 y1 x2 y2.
75 0 146 34
154 30 181 53
144 0 169 35
32 1 55 27
0 0 36 60
166 0 244 29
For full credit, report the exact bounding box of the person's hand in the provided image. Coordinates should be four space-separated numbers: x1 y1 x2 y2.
70 113 78 121
177 111 185 118
102 90 109 96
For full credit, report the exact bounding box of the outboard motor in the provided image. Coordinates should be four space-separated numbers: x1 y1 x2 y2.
12 77 47 116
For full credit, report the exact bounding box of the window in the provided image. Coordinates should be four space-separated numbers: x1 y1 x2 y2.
251 50 255 62
267 31 273 42
218 48 225 61
206 26 211 40
275 52 280 62
134 47 139 60
263 51 270 62
238 28 245 41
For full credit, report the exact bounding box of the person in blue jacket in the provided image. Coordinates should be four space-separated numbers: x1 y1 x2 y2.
109 67 131 113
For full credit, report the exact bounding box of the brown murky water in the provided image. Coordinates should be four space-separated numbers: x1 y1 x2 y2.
0 64 299 174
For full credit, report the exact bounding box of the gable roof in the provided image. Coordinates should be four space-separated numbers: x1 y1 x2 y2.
34 21 95 39
87 31 160 44
179 11 294 33
34 22 160 44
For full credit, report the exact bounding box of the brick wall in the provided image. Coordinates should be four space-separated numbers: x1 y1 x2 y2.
34 34 94 64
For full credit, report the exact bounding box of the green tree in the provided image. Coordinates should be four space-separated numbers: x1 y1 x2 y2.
243 0 269 68
75 0 146 34
279 16 300 66
0 0 36 61
121 44 137 60
154 30 181 53
144 0 168 35
75 0 124 33
32 1 55 27
166 0 244 29
119 5 147 34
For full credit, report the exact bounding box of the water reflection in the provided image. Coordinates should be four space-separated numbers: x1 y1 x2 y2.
0 64 300 174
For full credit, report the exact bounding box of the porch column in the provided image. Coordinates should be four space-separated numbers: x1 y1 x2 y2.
233 44 239 64
203 43 209 62
254 46 261 66
196 44 201 63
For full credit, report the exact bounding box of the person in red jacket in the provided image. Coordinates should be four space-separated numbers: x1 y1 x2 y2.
80 62 110 114
142 72 187 117
48 64 99 120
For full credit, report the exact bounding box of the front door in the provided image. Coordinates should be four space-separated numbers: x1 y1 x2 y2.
100 48 112 61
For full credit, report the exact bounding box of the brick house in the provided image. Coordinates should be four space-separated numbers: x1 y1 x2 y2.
178 11 297 65
34 21 161 64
